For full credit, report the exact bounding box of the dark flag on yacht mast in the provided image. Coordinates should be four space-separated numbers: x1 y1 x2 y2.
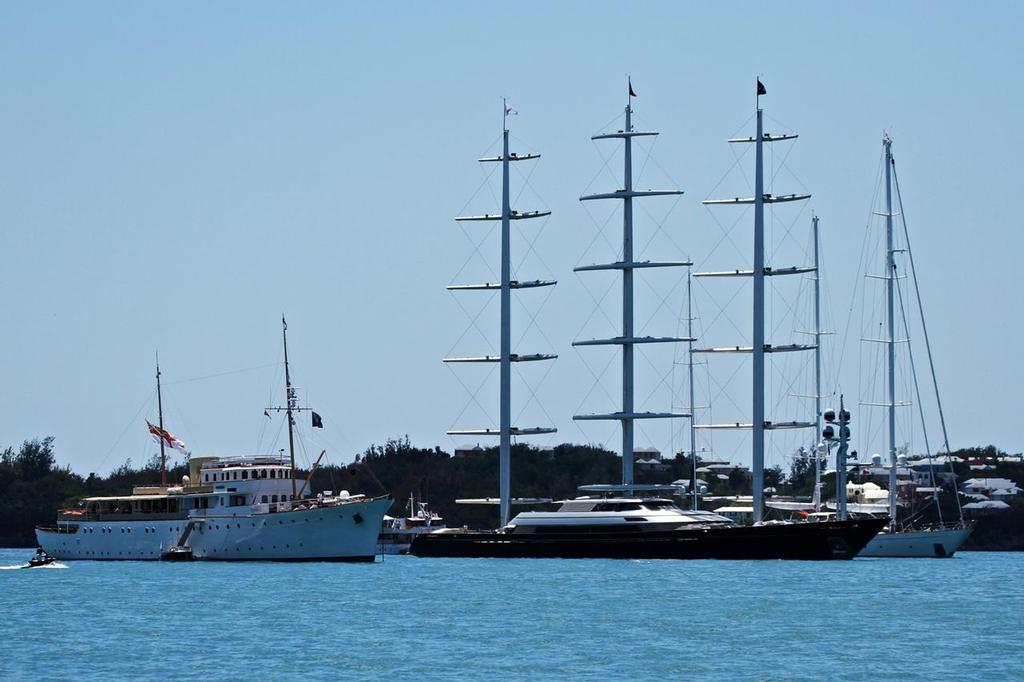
311 411 323 428
629 79 637 97
757 79 767 96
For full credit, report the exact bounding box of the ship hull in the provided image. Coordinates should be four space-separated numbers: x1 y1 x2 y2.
36 497 391 562
857 525 973 558
410 518 887 560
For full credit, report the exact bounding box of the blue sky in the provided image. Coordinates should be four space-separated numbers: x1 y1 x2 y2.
1 2 1021 475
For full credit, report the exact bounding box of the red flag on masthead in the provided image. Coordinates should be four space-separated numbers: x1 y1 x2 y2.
146 420 187 452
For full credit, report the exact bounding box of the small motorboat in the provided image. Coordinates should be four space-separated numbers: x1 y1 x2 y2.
160 546 193 561
27 548 56 568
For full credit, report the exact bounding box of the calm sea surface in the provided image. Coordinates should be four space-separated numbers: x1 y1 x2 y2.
0 548 1020 680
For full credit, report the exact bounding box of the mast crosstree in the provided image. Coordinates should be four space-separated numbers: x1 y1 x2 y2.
696 87 814 523
573 89 691 486
265 317 316 500
446 101 557 527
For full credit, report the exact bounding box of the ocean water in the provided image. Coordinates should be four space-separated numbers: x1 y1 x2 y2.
0 549 1020 681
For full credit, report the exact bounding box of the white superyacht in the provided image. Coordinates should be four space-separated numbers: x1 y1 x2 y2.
36 320 391 561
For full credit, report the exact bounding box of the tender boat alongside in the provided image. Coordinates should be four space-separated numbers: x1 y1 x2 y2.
379 494 446 554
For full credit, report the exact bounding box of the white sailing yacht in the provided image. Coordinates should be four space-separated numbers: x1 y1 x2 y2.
851 135 972 558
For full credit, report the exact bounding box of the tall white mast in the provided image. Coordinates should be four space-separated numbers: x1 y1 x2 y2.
573 85 690 486
622 103 636 484
687 268 698 511
812 215 823 511
751 109 767 518
884 135 898 525
499 119 513 526
697 83 813 523
446 101 556 527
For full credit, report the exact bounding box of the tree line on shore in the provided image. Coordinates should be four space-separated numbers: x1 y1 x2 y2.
2 435 1021 549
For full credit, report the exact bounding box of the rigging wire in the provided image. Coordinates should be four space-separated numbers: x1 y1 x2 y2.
165 362 281 386
891 159 964 521
894 264 943 524
95 390 156 473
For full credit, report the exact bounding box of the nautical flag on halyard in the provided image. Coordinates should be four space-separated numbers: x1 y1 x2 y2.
629 78 637 98
146 420 187 451
311 412 324 428
505 101 517 116
757 79 767 96
263 409 271 419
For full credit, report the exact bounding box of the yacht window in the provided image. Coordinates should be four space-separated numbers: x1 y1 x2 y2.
594 502 643 512
233 471 238 480
204 473 209 482
261 495 268 504
559 501 597 513
242 470 248 480
270 469 276 479
261 469 268 479
272 495 279 503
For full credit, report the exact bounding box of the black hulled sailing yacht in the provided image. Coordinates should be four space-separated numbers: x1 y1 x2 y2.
412 84 885 560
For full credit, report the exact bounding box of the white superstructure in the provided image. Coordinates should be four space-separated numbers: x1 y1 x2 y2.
505 497 734 534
